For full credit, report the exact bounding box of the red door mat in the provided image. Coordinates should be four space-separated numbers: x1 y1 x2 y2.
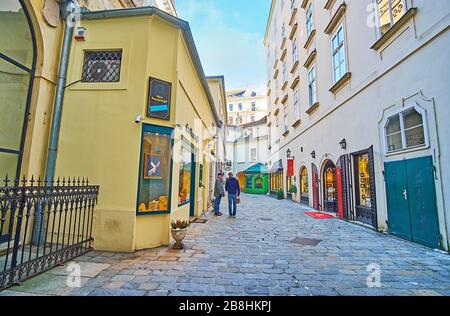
304 212 335 219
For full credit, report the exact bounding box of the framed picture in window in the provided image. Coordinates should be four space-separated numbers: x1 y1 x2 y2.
144 153 163 179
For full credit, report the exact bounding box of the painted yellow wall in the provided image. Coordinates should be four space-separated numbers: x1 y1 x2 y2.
54 13 217 252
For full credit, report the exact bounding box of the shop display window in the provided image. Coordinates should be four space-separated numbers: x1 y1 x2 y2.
137 125 173 214
255 176 263 189
356 154 371 208
178 140 192 206
300 167 309 196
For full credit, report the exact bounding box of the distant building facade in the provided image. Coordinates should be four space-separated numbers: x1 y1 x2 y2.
226 88 268 127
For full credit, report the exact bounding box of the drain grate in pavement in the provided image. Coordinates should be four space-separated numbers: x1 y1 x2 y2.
258 218 273 221
290 237 322 246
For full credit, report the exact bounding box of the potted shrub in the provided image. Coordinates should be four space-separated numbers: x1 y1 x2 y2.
288 185 298 200
276 189 284 200
171 220 190 249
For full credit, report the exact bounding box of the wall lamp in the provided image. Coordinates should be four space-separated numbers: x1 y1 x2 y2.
311 150 316 159
286 148 291 158
339 138 347 150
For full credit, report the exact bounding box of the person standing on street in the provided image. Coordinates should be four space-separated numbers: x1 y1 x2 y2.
225 172 240 218
213 172 225 216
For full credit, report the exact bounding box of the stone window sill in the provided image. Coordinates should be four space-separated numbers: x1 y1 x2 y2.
306 102 319 115
329 72 351 93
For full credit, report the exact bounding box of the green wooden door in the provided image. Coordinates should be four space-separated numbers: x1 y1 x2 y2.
385 160 412 241
385 156 440 249
405 157 440 248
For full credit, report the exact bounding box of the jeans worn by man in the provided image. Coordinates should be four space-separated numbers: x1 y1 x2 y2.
228 194 237 217
225 174 240 217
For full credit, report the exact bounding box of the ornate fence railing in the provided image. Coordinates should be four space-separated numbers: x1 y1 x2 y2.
0 176 99 290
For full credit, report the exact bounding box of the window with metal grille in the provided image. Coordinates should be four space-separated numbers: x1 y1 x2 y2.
81 50 122 83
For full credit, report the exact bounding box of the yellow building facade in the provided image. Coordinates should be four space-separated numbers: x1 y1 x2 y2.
1 1 226 252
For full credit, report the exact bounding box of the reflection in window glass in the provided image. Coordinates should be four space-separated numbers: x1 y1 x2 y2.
255 177 263 189
377 0 407 36
0 152 18 180
0 58 31 152
137 127 172 213
385 108 426 152
0 1 34 69
178 140 192 206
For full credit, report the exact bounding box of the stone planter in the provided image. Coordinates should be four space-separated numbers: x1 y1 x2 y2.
171 227 189 249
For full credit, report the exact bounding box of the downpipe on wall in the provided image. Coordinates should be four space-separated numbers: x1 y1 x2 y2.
33 0 78 244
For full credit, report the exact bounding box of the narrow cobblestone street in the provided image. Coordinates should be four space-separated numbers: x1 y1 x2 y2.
2 194 449 296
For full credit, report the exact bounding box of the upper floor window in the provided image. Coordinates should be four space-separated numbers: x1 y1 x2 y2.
306 3 314 37
291 0 296 14
251 148 257 162
377 0 408 36
385 106 426 153
293 90 300 120
332 25 347 83
251 102 257 111
228 117 234 125
283 104 289 132
282 62 287 82
229 104 233 111
236 116 242 125
282 23 286 38
292 38 298 64
82 50 122 83
250 115 256 122
238 103 243 111
308 65 317 106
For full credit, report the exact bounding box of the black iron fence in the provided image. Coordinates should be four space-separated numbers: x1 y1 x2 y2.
0 176 99 290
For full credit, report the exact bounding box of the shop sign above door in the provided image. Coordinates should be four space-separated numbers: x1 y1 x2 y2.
147 77 171 120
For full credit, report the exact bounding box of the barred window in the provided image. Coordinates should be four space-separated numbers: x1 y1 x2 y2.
82 50 122 83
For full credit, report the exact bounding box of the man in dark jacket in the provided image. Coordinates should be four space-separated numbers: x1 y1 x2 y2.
225 172 241 217
213 172 225 216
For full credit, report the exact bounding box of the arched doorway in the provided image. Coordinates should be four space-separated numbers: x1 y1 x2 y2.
0 0 37 180
322 160 337 212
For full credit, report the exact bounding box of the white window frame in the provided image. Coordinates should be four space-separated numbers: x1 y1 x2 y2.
308 65 317 106
283 104 289 132
291 0 296 15
376 0 409 37
251 148 257 162
293 89 300 120
282 23 286 38
229 104 233 111
331 24 347 83
382 103 429 154
282 61 287 83
292 38 298 64
306 2 314 37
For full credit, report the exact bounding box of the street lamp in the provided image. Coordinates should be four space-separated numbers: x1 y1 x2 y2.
339 138 347 150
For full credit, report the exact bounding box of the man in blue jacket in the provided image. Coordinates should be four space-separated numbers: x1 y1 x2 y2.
225 172 241 218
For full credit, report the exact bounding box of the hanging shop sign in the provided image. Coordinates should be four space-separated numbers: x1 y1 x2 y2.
147 77 171 120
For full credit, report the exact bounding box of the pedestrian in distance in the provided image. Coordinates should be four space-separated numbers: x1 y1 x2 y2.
225 172 241 218
213 172 225 216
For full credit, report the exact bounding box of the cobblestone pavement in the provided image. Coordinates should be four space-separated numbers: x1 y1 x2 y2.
2 194 449 296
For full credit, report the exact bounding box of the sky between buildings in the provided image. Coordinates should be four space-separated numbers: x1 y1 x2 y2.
177 0 271 93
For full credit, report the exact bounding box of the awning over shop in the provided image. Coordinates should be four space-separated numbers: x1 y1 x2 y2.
244 163 269 174
270 160 284 173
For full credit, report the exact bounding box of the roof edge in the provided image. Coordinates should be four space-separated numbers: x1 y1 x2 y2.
81 6 222 128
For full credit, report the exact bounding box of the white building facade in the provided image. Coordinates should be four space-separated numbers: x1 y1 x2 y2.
227 88 268 127
265 0 450 251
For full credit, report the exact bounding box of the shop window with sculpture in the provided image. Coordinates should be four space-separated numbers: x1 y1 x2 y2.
137 125 172 214
178 140 192 206
323 161 337 212
300 167 309 205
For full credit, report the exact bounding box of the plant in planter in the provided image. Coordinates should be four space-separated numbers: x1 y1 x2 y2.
170 220 190 249
289 185 298 200
276 189 284 200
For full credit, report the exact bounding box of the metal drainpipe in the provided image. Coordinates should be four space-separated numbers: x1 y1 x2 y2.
33 0 77 244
